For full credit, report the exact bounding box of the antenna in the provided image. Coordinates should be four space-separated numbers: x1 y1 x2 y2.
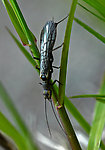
50 100 66 135
44 99 52 137
56 14 69 26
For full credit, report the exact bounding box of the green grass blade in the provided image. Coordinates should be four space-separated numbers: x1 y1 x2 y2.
87 74 105 150
74 17 105 43
9 0 31 38
0 82 39 150
64 96 90 133
9 0 39 58
78 2 105 22
70 94 105 102
2 0 28 45
64 96 105 150
52 84 82 150
0 132 17 150
59 0 78 105
52 83 105 149
70 94 105 99
83 0 105 18
0 81 29 136
0 111 27 150
6 27 40 72
52 80 105 149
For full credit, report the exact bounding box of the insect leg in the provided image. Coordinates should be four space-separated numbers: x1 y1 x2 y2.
31 52 40 70
52 66 60 69
33 57 40 60
52 43 64 52
52 80 62 86
39 82 42 85
31 51 40 60
35 65 40 70
45 99 52 137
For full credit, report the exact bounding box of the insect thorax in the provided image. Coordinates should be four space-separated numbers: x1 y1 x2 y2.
42 81 52 100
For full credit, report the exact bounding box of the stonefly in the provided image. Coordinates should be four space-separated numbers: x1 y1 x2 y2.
33 14 68 136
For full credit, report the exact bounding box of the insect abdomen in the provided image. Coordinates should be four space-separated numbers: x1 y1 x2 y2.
40 21 57 80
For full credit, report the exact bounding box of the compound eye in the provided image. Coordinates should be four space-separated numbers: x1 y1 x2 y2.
41 75 46 81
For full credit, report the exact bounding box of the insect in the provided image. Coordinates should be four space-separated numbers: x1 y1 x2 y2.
34 15 68 136
40 15 68 100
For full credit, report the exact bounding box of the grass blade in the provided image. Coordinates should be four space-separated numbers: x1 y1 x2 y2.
52 83 105 149
9 0 31 38
59 0 78 105
83 0 105 18
0 82 39 150
70 94 105 99
78 2 105 22
6 27 40 72
0 111 27 150
74 17 105 43
53 1 82 149
2 0 28 45
8 0 39 58
2 0 39 60
52 84 105 149
87 74 105 150
70 94 105 102
64 96 90 133
0 132 17 150
0 81 28 136
64 96 105 150
52 84 82 150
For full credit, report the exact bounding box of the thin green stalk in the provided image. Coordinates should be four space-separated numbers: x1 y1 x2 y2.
0 132 16 150
1 0 28 45
52 84 105 149
0 82 39 150
0 111 27 150
9 0 40 61
87 74 105 150
70 94 105 99
64 96 105 150
78 2 105 22
52 85 81 150
83 0 105 18
6 27 40 71
51 0 82 149
74 17 105 43
59 0 78 105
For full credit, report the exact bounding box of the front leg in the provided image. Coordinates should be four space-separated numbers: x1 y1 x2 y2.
31 51 40 60
36 65 40 70
33 57 40 60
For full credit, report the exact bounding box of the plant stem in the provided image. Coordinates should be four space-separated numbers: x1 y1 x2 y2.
9 0 40 62
0 132 16 150
56 0 81 148
58 106 81 150
59 0 78 105
52 85 82 150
